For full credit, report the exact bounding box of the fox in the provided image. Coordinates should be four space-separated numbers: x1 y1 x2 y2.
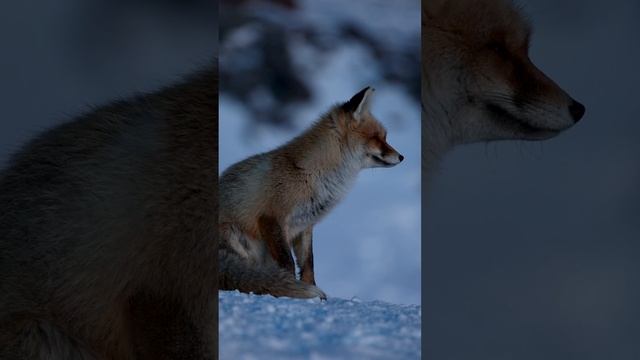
0 66 218 359
422 0 585 174
218 87 403 299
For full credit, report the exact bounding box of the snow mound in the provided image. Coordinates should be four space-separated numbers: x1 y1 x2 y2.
219 291 421 359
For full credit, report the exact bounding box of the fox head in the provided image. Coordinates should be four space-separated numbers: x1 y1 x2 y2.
333 87 404 169
423 0 585 146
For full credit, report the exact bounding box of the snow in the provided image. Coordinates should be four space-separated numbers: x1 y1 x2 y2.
219 291 421 360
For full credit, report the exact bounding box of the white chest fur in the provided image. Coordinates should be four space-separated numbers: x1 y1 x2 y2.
286 160 360 237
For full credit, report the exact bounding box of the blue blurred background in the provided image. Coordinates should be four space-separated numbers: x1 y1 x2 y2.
219 0 421 304
424 0 640 359
0 0 216 163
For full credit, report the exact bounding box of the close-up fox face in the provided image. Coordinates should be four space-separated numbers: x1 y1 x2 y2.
338 87 404 169
424 0 585 144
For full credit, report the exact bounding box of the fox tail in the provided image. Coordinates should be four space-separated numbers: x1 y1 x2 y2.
218 247 326 299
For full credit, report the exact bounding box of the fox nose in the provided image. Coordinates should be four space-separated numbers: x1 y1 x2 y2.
398 154 404 162
569 99 585 122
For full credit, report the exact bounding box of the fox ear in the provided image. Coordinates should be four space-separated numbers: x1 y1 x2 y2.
342 86 375 121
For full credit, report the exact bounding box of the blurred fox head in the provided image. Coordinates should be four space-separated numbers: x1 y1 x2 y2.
333 87 404 169
423 0 585 144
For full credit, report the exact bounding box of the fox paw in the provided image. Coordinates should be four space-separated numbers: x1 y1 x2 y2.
309 285 327 300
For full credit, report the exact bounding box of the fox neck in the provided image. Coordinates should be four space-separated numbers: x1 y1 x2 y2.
283 120 362 234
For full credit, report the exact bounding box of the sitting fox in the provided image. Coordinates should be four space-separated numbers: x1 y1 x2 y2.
219 87 403 299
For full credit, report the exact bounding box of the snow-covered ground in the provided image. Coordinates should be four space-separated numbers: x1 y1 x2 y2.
219 291 421 360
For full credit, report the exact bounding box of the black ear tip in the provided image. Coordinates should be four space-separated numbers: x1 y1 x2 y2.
342 86 372 112
353 87 369 98
359 86 375 93
341 86 376 113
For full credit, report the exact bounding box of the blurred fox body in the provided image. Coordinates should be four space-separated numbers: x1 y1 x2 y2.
219 87 403 299
0 68 218 359
422 0 585 172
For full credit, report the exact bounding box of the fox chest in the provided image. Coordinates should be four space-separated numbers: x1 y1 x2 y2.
286 171 356 235
288 194 336 233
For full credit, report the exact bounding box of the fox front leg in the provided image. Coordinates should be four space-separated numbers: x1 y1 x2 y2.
258 215 295 276
293 227 316 285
